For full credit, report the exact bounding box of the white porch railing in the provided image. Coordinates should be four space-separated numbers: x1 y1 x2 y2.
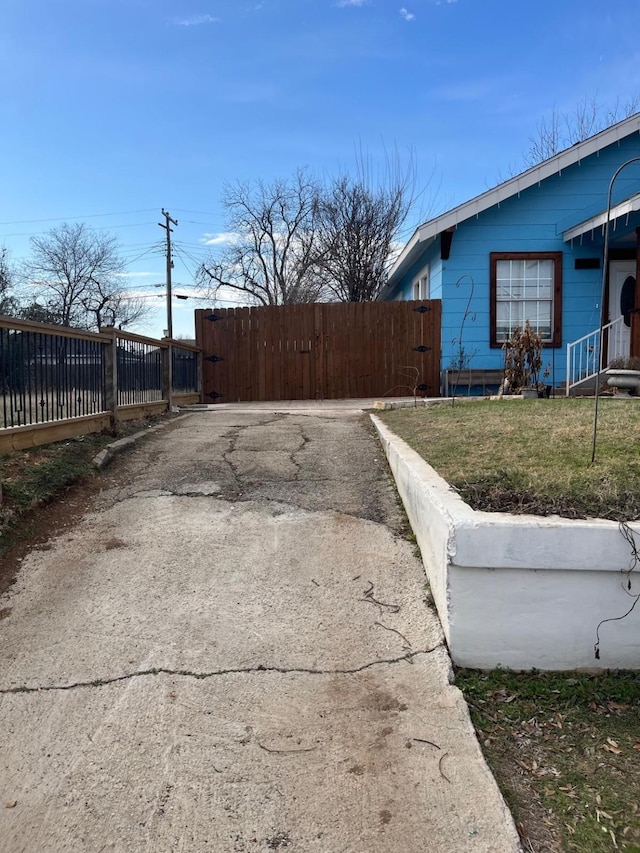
566 316 626 395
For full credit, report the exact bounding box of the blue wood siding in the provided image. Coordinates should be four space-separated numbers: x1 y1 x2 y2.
387 131 640 388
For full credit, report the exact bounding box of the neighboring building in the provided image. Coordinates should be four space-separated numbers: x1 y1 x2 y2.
379 114 640 394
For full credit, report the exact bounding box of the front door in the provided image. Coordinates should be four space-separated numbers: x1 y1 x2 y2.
608 261 636 362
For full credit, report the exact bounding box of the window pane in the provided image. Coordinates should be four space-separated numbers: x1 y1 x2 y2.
524 300 552 339
494 256 556 343
496 302 524 340
523 280 552 299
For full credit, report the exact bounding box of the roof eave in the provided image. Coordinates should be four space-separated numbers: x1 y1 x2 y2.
388 112 640 283
384 231 436 292
562 191 640 241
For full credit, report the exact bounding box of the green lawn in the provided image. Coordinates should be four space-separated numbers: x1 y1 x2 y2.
378 398 640 520
457 669 640 852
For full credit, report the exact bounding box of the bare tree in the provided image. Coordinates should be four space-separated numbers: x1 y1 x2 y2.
23 222 149 330
197 170 325 306
0 247 18 316
524 96 640 167
315 155 416 302
80 275 150 330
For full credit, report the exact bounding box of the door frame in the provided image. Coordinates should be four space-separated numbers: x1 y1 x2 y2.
607 259 636 362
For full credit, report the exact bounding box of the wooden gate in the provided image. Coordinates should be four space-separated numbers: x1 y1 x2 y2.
195 300 441 402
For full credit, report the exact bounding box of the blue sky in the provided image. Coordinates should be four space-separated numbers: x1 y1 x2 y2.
2 0 640 338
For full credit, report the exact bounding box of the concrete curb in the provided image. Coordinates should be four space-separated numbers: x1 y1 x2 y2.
370 412 640 670
92 415 192 470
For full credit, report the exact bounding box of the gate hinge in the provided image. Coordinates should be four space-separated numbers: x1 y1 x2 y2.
413 345 431 353
205 313 223 322
413 305 431 313
206 355 224 363
207 390 224 399
416 384 431 392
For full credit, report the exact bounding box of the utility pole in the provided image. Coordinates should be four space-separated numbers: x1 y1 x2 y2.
158 209 178 338
159 209 178 411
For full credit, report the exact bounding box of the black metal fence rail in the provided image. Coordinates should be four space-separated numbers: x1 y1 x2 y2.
1 322 107 429
172 345 199 394
1 317 202 431
117 338 163 406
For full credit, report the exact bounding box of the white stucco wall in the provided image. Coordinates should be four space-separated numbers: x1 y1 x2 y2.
372 415 640 671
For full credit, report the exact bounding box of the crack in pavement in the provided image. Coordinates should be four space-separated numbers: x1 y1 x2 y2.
0 646 443 695
290 425 310 482
221 426 243 497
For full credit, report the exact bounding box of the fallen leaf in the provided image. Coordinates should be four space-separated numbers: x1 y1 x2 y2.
4 802 16 809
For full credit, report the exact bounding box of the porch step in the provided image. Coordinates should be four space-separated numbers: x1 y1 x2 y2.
567 370 608 396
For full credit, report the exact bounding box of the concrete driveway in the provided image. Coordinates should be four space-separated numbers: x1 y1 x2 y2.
0 407 520 852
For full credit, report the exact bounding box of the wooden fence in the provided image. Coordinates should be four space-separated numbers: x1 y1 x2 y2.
196 300 441 402
0 316 201 452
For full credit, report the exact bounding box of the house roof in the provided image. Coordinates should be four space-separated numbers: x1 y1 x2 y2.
383 112 640 293
562 190 640 242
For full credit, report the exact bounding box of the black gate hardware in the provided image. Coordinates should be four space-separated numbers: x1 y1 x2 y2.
299 349 311 354
206 355 224 363
413 305 431 313
416 384 432 392
412 345 431 353
207 390 224 399
205 313 223 322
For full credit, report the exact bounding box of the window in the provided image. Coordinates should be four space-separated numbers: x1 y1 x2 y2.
412 267 430 300
490 252 562 347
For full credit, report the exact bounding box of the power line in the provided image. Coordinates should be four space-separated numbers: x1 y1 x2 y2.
0 222 163 239
172 209 225 218
172 245 204 284
0 208 159 226
120 244 166 266
179 220 227 227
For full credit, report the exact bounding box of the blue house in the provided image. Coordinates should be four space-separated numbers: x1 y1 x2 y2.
379 113 640 395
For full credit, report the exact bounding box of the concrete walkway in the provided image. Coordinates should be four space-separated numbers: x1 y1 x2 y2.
0 407 521 852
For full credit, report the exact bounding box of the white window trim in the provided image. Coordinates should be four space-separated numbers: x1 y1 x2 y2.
412 266 430 300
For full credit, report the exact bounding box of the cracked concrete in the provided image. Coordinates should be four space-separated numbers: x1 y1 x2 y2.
0 648 437 695
0 408 521 853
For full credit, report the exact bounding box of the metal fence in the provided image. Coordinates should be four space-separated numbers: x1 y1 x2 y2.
1 323 107 428
117 338 163 406
1 317 201 431
172 345 199 394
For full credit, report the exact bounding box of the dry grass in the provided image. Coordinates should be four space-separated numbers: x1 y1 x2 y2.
378 398 640 520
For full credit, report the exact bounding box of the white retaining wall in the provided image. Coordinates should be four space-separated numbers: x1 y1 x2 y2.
372 415 640 671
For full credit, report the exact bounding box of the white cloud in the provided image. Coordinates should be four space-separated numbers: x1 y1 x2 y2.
400 7 415 21
200 231 239 246
115 271 157 279
173 14 220 27
337 0 368 7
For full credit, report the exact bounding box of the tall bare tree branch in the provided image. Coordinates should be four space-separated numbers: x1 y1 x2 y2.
22 222 150 330
0 247 18 316
315 152 417 302
197 170 325 306
524 96 640 167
